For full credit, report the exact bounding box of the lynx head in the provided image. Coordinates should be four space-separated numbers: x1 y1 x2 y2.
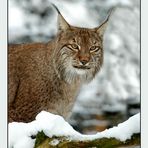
52 5 112 83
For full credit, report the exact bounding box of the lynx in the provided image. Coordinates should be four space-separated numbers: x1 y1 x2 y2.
9 6 112 122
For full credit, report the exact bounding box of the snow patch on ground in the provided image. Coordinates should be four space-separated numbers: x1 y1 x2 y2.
9 111 140 148
50 139 60 146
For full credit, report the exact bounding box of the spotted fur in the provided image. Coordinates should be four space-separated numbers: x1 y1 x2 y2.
9 8 111 122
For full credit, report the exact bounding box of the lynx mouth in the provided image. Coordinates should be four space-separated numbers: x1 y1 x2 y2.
73 65 90 70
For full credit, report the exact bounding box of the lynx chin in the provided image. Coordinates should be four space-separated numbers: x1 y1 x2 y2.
9 5 113 122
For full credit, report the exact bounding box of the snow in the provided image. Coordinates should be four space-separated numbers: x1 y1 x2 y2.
9 111 81 148
9 111 140 148
50 139 60 146
9 3 24 29
92 112 140 141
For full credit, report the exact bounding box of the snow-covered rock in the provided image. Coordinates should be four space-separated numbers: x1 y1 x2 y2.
9 111 140 148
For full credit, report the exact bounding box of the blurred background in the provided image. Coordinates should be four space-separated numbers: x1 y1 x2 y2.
9 0 140 135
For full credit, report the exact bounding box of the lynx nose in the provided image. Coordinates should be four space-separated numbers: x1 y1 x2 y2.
79 53 90 65
79 55 90 65
80 60 88 65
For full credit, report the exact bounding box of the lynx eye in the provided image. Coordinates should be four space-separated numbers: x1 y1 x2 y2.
71 44 79 49
90 46 99 52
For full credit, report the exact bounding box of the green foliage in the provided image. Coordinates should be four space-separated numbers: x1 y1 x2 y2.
34 131 48 148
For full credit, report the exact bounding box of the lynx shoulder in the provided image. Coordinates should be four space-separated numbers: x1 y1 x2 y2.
9 6 112 122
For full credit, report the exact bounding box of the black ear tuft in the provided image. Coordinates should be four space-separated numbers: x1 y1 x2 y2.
95 7 115 36
52 4 70 32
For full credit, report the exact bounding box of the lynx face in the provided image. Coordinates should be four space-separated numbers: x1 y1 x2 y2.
56 28 103 76
53 6 112 83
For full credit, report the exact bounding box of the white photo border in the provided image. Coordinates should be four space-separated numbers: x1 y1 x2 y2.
141 0 148 147
0 0 145 147
0 0 8 147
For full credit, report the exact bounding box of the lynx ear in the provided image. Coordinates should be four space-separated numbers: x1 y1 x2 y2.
96 8 114 36
58 13 70 31
52 4 70 31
